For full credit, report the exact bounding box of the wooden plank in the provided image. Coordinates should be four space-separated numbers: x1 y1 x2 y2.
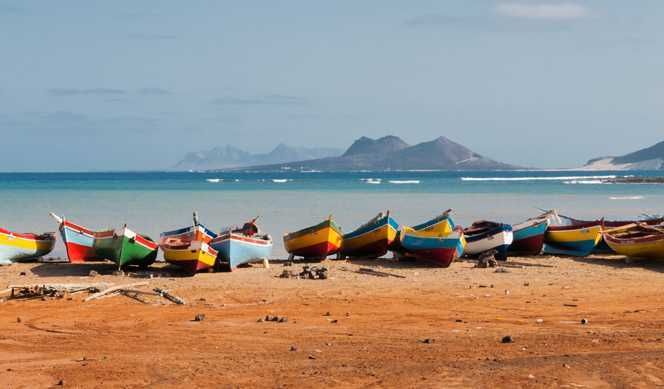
84 282 149 302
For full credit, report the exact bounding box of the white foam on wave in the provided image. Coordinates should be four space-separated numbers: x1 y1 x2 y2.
461 175 617 182
388 180 420 184
609 195 644 200
562 180 606 185
360 178 382 184
206 178 223 183
272 179 293 183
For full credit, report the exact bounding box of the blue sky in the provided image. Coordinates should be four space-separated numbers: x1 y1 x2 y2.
1 0 662 170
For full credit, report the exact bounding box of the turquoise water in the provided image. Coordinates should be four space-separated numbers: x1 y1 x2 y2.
1 171 663 258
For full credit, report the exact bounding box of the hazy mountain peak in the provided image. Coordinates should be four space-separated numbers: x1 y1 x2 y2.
343 135 409 157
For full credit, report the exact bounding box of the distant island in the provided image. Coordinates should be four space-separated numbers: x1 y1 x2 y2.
200 135 518 172
175 144 342 170
583 140 664 170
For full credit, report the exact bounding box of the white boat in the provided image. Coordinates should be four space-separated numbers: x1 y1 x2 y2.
463 221 514 260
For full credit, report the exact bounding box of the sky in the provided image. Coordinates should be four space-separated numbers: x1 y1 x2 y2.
0 0 662 171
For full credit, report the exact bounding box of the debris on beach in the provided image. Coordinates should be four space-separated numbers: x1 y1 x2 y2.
263 315 288 323
501 335 514 343
475 251 498 268
301 265 328 279
0 281 186 305
3 283 109 300
277 266 329 280
193 313 206 322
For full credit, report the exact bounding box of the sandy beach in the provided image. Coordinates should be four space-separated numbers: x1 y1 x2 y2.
1 255 664 388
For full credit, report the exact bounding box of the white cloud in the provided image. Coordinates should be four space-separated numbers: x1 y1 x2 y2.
497 3 589 20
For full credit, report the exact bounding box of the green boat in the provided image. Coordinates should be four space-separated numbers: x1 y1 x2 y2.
93 226 158 268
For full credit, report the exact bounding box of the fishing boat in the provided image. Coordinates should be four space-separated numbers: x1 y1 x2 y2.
390 210 456 253
341 211 399 259
542 214 602 257
603 223 664 260
0 228 55 264
160 213 219 273
283 216 343 259
463 221 514 260
508 217 550 255
51 213 158 267
556 214 664 254
210 217 273 271
399 226 466 267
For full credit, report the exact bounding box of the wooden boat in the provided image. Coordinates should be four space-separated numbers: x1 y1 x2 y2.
508 217 549 255
603 223 664 260
210 218 273 271
0 228 55 264
390 210 456 253
341 211 399 259
399 226 466 267
51 213 158 267
542 214 602 257
463 221 514 260
160 214 219 273
557 214 664 254
283 217 343 259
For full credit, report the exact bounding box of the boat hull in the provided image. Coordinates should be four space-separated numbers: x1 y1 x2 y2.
162 241 218 273
390 212 455 253
400 228 466 267
464 224 514 260
543 223 602 257
59 220 98 263
94 228 158 267
604 230 664 260
509 219 549 255
284 219 343 259
341 216 398 258
0 229 55 264
210 233 273 270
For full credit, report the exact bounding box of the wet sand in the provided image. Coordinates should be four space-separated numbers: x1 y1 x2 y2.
2 255 664 388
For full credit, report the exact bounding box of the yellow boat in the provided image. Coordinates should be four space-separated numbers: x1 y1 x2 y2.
340 211 399 259
0 228 56 264
283 217 343 259
543 220 602 257
161 240 218 273
603 223 664 260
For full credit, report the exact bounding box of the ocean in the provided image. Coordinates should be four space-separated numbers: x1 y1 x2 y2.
2 170 663 258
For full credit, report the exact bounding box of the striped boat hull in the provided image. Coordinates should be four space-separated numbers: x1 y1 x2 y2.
341 215 399 258
283 219 343 259
400 227 466 267
509 219 549 255
210 233 273 270
543 222 602 257
0 229 55 264
161 241 218 273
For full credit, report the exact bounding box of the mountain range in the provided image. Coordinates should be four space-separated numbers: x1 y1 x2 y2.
583 140 664 170
174 144 342 170
227 135 518 171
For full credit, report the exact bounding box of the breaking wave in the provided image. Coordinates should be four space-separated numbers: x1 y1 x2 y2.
609 196 644 200
361 178 382 185
388 180 420 184
461 175 617 182
206 178 223 183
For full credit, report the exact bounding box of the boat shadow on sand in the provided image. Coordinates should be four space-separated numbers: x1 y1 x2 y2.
566 255 664 273
29 262 194 278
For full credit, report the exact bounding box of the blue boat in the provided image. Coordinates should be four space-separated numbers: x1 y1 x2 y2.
210 218 273 271
399 227 466 267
